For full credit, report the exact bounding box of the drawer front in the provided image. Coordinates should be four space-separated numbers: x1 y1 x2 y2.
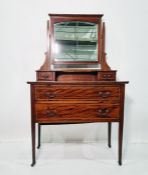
37 72 55 81
98 71 116 81
34 85 120 102
35 103 120 122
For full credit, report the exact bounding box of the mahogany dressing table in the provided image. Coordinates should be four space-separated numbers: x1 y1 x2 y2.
27 14 129 166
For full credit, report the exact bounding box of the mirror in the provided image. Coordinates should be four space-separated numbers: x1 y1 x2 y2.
53 21 98 62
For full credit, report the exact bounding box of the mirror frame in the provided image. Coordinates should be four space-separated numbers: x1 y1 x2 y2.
49 14 103 65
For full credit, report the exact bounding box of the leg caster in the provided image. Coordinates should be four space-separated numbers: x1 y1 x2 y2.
31 161 36 167
118 160 122 166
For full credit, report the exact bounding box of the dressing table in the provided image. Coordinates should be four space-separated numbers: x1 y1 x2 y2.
27 14 128 166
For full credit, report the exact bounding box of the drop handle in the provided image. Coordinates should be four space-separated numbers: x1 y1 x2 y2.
44 110 57 117
45 92 56 98
97 108 110 117
98 91 111 98
103 74 112 78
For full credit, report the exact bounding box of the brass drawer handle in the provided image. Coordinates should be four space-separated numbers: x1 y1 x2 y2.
98 91 111 98
97 108 110 117
45 92 56 98
44 110 57 117
103 74 112 78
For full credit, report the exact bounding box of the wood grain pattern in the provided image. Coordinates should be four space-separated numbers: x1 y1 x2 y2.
57 73 97 81
37 71 55 81
34 85 120 102
35 103 120 123
97 71 116 81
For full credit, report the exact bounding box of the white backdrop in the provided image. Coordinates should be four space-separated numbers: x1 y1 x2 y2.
0 0 148 144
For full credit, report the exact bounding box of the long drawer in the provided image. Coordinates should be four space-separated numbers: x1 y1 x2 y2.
34 85 120 102
34 103 120 123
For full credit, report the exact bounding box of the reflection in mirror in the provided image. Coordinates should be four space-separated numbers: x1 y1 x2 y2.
53 21 98 62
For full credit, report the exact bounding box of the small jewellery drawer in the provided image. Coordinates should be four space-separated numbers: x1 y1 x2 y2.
98 71 116 81
35 103 120 122
36 71 55 81
34 85 120 102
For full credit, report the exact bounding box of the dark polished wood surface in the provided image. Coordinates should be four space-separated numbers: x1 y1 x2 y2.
28 14 129 166
28 81 128 166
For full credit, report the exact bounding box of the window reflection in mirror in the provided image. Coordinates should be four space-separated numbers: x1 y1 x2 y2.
53 21 98 62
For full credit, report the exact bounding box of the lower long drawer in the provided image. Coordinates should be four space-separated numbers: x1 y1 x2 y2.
34 103 120 123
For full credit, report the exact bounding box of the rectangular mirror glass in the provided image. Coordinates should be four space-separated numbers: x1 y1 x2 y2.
53 21 98 62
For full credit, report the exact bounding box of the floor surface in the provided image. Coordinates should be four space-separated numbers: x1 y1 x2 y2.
0 141 148 175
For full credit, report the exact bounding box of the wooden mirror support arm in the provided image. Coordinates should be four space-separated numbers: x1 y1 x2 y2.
100 22 111 71
38 52 50 71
